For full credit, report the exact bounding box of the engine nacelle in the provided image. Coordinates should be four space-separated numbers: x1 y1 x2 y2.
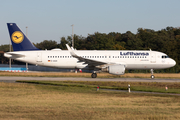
108 64 125 75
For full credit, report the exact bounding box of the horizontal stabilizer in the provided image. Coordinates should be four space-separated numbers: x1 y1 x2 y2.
4 52 25 58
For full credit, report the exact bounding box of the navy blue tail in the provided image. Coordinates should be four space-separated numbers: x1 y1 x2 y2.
7 23 39 51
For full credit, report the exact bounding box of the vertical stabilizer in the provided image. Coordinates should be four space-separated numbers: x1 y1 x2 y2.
7 23 39 51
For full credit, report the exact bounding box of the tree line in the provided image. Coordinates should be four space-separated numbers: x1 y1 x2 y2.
0 26 180 73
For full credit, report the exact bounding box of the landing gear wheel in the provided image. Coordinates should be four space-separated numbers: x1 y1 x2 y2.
151 75 155 79
91 73 97 78
150 69 155 79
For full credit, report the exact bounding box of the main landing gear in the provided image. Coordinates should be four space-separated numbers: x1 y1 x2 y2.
91 73 97 78
150 69 155 79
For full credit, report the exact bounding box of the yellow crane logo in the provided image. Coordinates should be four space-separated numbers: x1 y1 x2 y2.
11 31 24 44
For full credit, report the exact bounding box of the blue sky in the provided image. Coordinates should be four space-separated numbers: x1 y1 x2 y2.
1 0 180 45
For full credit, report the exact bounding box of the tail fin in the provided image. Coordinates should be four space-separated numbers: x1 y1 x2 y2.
7 23 39 51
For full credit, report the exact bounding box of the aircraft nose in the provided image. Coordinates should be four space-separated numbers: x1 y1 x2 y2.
171 59 176 67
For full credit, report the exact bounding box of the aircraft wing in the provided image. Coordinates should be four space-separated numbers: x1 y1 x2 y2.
66 44 107 66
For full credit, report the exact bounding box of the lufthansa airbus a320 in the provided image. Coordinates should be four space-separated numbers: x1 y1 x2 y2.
4 23 176 78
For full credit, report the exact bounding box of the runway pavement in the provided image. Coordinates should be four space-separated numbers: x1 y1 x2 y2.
0 76 180 83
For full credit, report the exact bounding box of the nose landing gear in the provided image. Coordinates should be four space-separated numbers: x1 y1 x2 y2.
150 69 155 79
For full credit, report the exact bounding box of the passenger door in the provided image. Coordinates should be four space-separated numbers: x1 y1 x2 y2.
150 53 156 63
37 53 42 62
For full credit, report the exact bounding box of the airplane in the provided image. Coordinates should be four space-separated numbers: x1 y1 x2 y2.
4 23 176 78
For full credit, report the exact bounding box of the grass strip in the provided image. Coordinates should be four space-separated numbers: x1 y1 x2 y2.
17 80 127 90
1 82 180 119
1 72 180 78
16 80 180 94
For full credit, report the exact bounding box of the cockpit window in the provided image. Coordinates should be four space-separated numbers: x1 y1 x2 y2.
162 55 169 58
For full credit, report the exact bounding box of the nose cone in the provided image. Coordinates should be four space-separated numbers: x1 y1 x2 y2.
171 59 176 67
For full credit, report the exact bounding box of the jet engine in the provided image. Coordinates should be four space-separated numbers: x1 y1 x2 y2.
101 64 125 75
108 64 125 75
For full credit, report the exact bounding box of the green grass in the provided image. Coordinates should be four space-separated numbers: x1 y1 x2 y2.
17 80 180 94
1 82 180 120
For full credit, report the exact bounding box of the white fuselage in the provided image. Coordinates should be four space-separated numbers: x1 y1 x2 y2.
4 50 176 70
